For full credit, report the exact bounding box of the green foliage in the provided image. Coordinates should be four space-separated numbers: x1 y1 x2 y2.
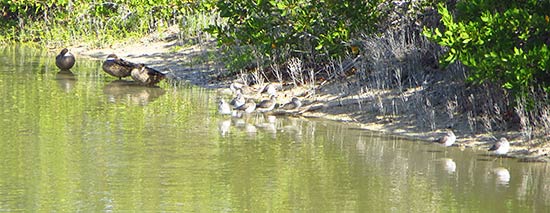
208 0 386 72
0 0 214 46
423 1 550 96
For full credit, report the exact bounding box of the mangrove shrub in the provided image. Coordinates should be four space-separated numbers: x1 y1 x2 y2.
208 0 386 73
423 1 550 96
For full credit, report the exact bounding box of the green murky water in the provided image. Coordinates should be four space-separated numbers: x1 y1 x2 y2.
1 45 549 212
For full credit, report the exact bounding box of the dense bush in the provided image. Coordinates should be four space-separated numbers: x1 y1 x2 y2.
0 0 210 46
423 1 550 97
208 0 386 74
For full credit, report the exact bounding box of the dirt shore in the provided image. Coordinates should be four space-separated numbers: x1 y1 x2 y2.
65 29 549 162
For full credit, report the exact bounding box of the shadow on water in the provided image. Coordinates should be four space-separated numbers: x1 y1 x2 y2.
102 80 166 105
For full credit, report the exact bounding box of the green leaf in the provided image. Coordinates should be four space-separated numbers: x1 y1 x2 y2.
435 28 442 37
513 47 522 55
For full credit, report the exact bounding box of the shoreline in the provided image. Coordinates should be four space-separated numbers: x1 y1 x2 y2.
64 31 549 163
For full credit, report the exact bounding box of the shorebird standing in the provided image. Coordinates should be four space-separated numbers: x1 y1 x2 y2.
230 81 254 94
229 82 243 94
218 99 232 115
436 129 456 147
102 54 137 79
260 83 278 96
488 137 510 155
55 48 75 70
281 97 302 110
256 95 277 113
230 89 246 108
235 99 256 113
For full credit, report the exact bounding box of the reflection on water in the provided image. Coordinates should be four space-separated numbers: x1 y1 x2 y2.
218 119 231 137
103 80 166 105
55 70 77 92
494 167 511 186
442 158 457 174
0 45 550 212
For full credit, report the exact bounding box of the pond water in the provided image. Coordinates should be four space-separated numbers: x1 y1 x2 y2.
0 45 549 212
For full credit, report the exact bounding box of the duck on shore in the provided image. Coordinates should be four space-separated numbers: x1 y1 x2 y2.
55 48 75 70
102 54 137 79
130 64 168 86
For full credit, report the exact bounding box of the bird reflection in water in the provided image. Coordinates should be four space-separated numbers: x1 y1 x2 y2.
245 123 257 137
103 80 165 106
218 119 231 137
493 167 510 186
442 158 456 174
255 114 277 137
281 117 303 142
215 113 307 140
55 70 77 93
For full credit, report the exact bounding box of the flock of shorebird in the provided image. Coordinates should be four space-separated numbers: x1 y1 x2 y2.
217 81 302 117
220 81 510 156
434 128 510 155
56 48 510 156
55 48 168 86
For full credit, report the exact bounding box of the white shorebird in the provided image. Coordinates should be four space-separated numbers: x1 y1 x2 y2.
436 129 456 147
230 89 246 108
229 82 243 94
256 95 277 113
218 99 232 115
488 137 510 155
230 81 254 94
260 83 278 96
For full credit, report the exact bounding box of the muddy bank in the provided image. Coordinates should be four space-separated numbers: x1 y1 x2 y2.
63 30 549 163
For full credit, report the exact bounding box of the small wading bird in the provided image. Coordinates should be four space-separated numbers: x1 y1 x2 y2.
436 128 456 147
230 89 246 109
230 81 254 95
488 137 510 155
218 99 232 115
236 99 256 113
256 95 277 113
55 48 75 70
281 97 302 110
130 64 168 86
260 83 278 96
102 54 137 79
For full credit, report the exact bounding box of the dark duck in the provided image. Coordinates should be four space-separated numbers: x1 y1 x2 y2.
55 48 76 70
102 54 137 79
131 64 169 86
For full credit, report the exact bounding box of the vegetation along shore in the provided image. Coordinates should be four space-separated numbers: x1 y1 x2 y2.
2 0 549 161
